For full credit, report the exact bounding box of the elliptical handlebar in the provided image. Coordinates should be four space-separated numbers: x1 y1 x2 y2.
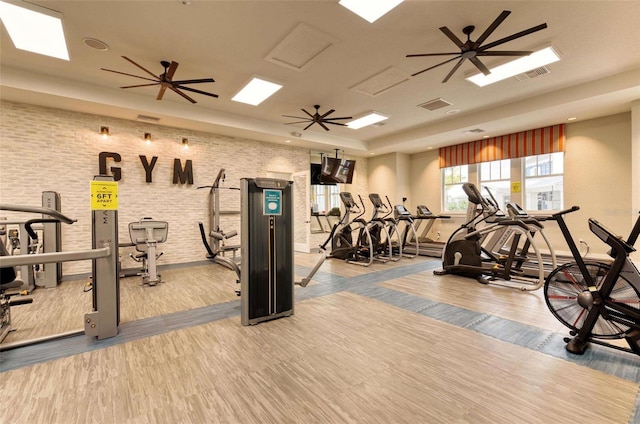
384 196 396 220
551 206 580 219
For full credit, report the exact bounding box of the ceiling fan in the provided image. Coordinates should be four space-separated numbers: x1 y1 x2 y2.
101 56 218 103
283 105 352 131
407 10 547 83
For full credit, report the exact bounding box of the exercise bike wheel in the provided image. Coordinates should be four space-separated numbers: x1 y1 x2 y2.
544 261 640 338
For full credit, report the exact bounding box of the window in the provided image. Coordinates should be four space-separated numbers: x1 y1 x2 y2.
312 184 341 214
524 152 564 211
442 165 469 212
480 159 511 210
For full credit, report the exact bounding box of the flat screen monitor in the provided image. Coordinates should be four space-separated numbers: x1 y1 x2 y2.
321 157 355 184
310 163 335 185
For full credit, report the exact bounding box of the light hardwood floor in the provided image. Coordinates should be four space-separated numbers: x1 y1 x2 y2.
1 254 638 424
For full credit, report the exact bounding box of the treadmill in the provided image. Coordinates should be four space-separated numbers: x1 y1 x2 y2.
404 205 450 258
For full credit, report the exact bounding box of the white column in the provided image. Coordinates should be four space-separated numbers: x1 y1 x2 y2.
631 99 640 262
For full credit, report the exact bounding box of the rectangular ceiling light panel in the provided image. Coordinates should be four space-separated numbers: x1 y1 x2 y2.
339 0 404 23
232 77 283 106
466 46 560 87
347 112 389 130
0 0 69 60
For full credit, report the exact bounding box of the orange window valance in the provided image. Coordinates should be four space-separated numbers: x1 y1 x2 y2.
438 124 565 168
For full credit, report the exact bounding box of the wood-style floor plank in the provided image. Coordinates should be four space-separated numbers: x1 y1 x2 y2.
1 255 638 424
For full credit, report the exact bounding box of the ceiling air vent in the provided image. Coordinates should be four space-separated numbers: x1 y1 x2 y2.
418 98 452 111
465 128 485 134
514 66 550 81
137 114 160 123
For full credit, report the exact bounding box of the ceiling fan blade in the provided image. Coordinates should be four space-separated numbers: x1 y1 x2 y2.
318 121 330 131
172 78 215 85
164 61 179 82
157 85 168 101
479 23 548 51
120 83 160 89
169 86 196 103
406 52 461 57
122 56 159 79
439 26 465 48
320 109 335 119
285 120 313 125
476 50 532 56
474 10 511 47
101 68 159 83
324 116 352 121
303 122 316 131
442 57 466 83
175 85 219 98
469 57 490 75
411 55 461 77
324 121 348 126
282 114 309 120
302 108 314 118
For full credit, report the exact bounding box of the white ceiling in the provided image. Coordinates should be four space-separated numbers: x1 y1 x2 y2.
1 0 639 157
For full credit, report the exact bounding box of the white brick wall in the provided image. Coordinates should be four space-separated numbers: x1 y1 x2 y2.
0 101 368 275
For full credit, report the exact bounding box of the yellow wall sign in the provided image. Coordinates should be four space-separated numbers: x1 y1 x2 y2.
91 181 118 210
511 181 522 193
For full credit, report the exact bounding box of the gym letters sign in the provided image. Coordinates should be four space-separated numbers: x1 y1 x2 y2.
98 152 193 185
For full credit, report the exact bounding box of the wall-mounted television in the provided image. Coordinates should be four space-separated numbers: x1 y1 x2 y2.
310 163 336 185
320 157 356 184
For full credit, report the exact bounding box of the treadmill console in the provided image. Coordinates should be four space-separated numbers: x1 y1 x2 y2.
416 205 433 217
394 205 412 218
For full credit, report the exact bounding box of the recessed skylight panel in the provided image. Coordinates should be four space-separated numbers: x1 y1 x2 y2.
232 77 283 106
339 0 404 24
0 0 69 60
466 46 561 87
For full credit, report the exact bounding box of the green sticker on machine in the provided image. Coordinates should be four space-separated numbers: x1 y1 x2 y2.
263 189 282 215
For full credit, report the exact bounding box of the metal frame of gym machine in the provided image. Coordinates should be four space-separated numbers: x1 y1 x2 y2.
197 169 242 291
0 191 63 292
0 175 120 351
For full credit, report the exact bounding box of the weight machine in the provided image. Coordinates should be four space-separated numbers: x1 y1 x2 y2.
0 176 120 351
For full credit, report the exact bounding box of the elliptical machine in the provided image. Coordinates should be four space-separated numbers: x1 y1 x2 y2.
367 193 402 261
322 192 374 266
434 182 546 290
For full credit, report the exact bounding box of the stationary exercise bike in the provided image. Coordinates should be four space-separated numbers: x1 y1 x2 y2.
544 209 640 355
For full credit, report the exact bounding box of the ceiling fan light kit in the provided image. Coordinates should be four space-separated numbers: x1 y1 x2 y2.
407 10 548 83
